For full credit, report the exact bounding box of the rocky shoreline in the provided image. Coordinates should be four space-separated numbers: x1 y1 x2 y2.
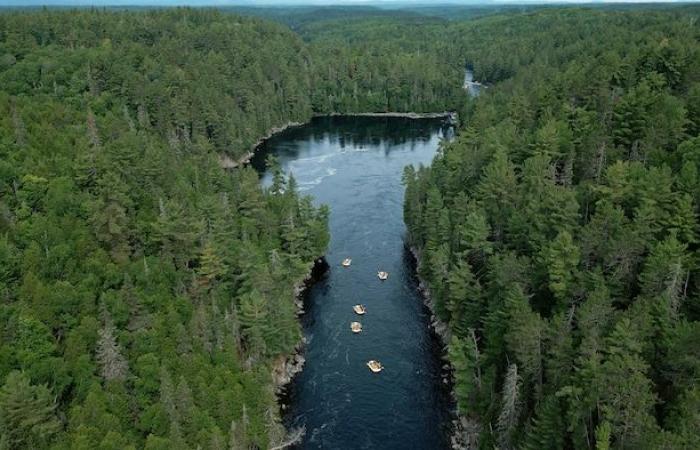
408 245 480 450
271 257 329 395
272 346 306 399
220 120 307 170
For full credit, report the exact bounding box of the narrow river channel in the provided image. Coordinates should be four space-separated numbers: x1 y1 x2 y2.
252 116 455 449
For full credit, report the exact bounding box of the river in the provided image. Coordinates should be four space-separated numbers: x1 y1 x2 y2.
464 69 482 97
252 116 455 449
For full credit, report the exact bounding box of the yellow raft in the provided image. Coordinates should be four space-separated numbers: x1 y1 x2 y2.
353 304 366 315
367 360 383 373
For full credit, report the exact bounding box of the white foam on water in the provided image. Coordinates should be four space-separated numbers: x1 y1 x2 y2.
340 146 369 153
298 167 337 191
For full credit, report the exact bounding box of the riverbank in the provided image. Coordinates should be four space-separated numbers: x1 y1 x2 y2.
325 111 457 120
408 245 481 450
219 120 308 169
272 257 329 393
267 257 329 448
219 112 457 170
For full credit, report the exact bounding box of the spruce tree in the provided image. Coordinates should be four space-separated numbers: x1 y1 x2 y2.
0 371 60 449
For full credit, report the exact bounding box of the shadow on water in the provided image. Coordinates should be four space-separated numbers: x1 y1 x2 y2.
255 115 456 449
250 116 451 172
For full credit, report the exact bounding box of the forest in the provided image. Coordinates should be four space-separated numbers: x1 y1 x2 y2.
404 7 700 450
0 9 332 450
0 3 698 450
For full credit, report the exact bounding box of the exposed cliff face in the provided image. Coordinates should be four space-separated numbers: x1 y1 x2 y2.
272 348 306 394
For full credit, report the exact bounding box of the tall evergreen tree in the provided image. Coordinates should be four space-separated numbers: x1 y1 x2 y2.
0 371 61 449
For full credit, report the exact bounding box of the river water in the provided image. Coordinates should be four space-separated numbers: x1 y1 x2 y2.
252 116 455 449
464 69 482 97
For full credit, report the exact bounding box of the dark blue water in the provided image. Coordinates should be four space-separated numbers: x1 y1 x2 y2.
252 116 455 449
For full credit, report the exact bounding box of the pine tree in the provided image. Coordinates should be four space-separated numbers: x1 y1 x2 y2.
0 371 61 449
594 421 612 450
175 376 195 439
267 155 285 195
455 206 493 266
639 234 689 318
545 310 575 391
424 244 451 320
612 87 648 156
533 118 573 165
423 186 445 251
663 194 697 245
599 318 658 448
505 286 543 390
476 149 517 242
663 386 700 448
403 165 422 245
160 368 178 424
281 212 306 257
238 290 270 358
523 394 566 450
540 230 580 310
90 172 132 263
448 333 481 415
197 241 228 289
122 274 148 332
577 277 615 359
446 260 483 336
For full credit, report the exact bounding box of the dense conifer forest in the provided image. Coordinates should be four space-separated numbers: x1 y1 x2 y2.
0 9 333 449
0 4 698 449
404 7 700 450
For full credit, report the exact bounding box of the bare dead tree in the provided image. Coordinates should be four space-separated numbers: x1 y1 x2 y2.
123 104 136 132
96 310 129 381
497 363 521 450
468 328 482 389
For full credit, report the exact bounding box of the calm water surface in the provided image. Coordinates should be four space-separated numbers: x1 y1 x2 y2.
252 116 455 449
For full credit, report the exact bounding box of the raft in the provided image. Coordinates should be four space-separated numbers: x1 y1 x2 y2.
353 304 366 315
342 258 352 267
377 271 389 281
351 321 362 333
367 360 383 373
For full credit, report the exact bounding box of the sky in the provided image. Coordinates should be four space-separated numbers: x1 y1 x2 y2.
0 0 691 6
